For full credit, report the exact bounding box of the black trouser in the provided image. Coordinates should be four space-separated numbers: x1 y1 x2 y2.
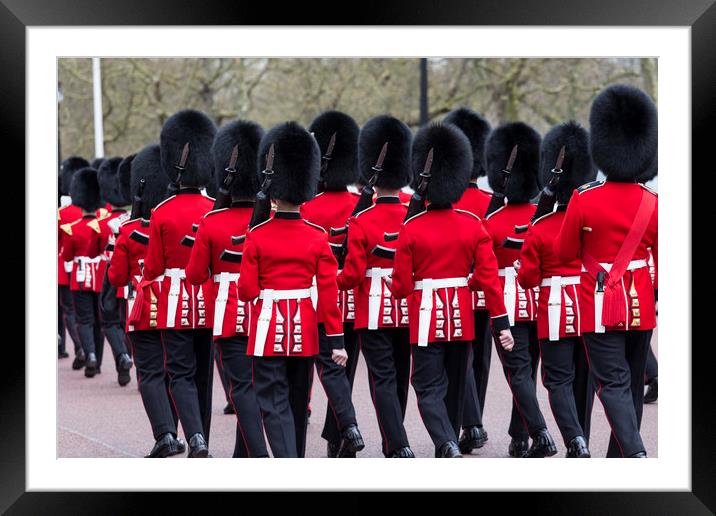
71 290 104 358
645 345 658 383
214 346 233 406
59 285 82 356
215 336 268 458
321 323 359 445
253 355 314 458
130 330 178 440
161 329 214 443
316 323 358 444
583 330 652 457
98 271 129 369
495 322 546 440
356 328 411 456
411 342 469 450
538 338 587 446
462 310 492 428
573 339 594 443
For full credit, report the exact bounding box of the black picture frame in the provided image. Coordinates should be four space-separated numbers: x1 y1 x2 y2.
2 0 711 512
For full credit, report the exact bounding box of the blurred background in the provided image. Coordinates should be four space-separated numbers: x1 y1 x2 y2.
58 57 657 159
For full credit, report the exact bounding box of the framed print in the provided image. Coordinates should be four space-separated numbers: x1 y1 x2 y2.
2 0 712 512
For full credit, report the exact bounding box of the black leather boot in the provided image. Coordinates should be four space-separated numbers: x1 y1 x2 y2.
524 429 558 458
630 451 648 458
84 353 98 378
644 377 658 404
389 447 416 458
458 426 488 454
508 438 529 457
117 353 133 386
326 441 340 458
145 433 182 458
338 424 365 458
223 403 235 415
436 441 462 458
72 351 86 370
566 436 591 458
188 433 210 458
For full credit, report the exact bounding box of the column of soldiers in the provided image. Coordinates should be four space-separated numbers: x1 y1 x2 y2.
57 82 657 458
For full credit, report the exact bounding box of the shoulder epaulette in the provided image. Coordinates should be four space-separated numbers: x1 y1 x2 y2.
60 223 73 236
404 210 428 225
354 204 376 219
639 183 658 196
303 219 327 233
153 195 176 211
577 180 605 194
87 219 102 233
532 211 557 225
97 207 109 218
204 208 228 219
454 208 481 221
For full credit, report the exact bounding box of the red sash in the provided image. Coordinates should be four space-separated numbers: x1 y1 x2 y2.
581 190 656 328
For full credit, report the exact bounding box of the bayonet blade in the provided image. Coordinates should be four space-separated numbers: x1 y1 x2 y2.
265 144 275 173
227 144 239 172
553 145 565 172
325 132 336 159
506 144 518 172
373 142 389 171
422 148 434 177
177 142 190 169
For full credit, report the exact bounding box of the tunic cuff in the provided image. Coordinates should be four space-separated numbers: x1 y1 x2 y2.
325 334 345 350
491 314 510 332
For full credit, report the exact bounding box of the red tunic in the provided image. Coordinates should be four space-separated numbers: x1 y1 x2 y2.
398 190 412 205
556 181 658 333
517 210 583 340
108 218 162 332
142 190 215 330
97 208 129 295
61 214 104 292
390 206 509 345
483 203 539 325
238 212 343 357
301 189 360 323
58 204 82 286
336 197 410 330
186 202 254 339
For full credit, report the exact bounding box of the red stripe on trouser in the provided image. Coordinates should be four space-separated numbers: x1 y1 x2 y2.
160 332 182 432
217 341 251 457
496 343 530 436
580 336 625 457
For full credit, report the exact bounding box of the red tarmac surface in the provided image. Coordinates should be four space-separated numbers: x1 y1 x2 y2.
58 331 657 458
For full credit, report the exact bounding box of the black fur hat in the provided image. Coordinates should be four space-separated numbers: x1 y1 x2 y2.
589 84 658 182
443 108 491 179
358 115 413 189
98 156 125 206
91 158 105 170
413 123 472 205
539 121 597 204
257 122 320 205
636 151 658 183
59 156 89 195
308 111 360 190
131 144 170 220
70 167 102 212
160 109 217 188
212 119 264 199
118 154 136 205
485 122 541 204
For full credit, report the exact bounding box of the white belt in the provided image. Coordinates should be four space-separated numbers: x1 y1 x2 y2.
74 256 101 285
414 277 468 347
254 288 312 357
164 268 186 328
126 274 142 332
540 275 581 341
63 260 73 273
583 259 647 333
498 267 517 326
212 272 240 336
365 267 393 330
310 276 318 311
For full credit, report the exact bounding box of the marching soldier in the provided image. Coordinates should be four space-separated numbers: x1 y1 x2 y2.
116 153 136 350
185 119 270 458
557 84 658 457
337 115 415 458
96 157 133 384
109 143 186 458
238 122 349 458
58 156 89 367
483 122 557 457
388 122 514 457
301 111 365 458
61 167 105 378
140 109 217 458
516 121 596 457
443 107 493 452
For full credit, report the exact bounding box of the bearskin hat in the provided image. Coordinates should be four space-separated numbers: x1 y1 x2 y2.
70 167 102 212
485 122 541 204
308 111 360 190
98 156 126 206
257 122 320 205
443 108 491 180
59 156 89 195
636 151 658 183
412 123 472 205
118 154 136 205
358 115 413 189
212 119 265 200
539 121 597 204
589 84 657 182
91 158 105 170
131 144 170 220
160 109 217 188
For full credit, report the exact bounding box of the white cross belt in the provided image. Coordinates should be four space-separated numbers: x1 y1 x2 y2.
365 267 393 329
164 268 186 328
413 277 468 347
254 288 312 357
540 275 581 341
212 272 240 336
